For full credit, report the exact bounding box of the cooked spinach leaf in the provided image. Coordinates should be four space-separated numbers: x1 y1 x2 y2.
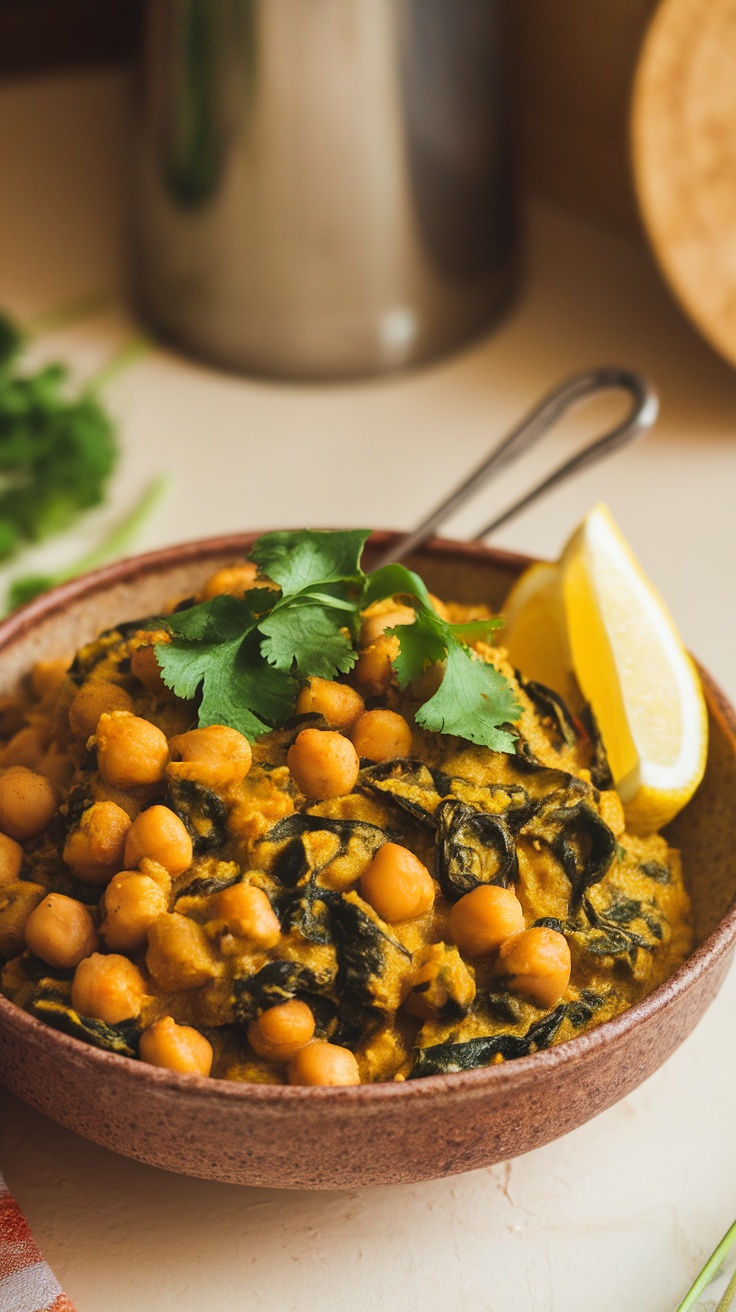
27 984 141 1057
359 758 449 825
510 734 547 772
176 859 241 898
565 989 606 1028
518 675 578 748
574 892 664 964
479 990 526 1026
232 960 336 1031
519 790 616 909
280 875 333 945
435 799 518 901
532 916 565 933
409 1006 567 1077
63 784 95 833
166 777 229 854
328 893 411 1047
639 860 672 884
579 703 614 790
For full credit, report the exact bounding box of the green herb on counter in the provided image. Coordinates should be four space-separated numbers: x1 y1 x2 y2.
156 528 523 753
0 311 118 561
0 307 160 611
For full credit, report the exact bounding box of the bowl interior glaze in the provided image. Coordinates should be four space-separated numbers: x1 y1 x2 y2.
0 531 735 1190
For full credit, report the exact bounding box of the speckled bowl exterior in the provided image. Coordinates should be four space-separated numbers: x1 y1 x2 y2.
1 532 735 1190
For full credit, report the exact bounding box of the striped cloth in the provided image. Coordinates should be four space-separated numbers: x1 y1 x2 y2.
0 1175 76 1312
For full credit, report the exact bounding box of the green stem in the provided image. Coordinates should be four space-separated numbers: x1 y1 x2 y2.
58 474 169 578
88 333 153 393
677 1219 736 1312
6 475 170 612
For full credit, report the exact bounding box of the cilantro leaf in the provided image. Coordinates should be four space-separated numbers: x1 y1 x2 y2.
155 631 297 739
251 529 371 596
165 594 260 644
416 640 521 752
387 607 447 689
259 603 357 680
363 562 433 610
199 634 297 735
449 618 504 642
154 527 522 755
155 638 226 704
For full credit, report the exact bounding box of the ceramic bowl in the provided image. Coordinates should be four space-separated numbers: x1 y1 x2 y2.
1 532 735 1190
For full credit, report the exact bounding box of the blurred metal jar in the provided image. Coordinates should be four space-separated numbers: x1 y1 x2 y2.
132 0 517 381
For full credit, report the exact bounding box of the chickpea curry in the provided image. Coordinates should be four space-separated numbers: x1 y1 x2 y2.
0 532 692 1086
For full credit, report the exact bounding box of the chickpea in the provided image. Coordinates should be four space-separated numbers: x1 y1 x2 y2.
0 831 23 885
96 711 169 789
287 729 359 802
25 893 98 969
72 952 147 1024
0 881 45 958
248 1000 315 1062
287 1040 360 1086
360 842 435 922
140 1016 213 1076
495 927 572 1009
404 942 475 1020
360 603 416 648
449 885 526 958
295 678 365 732
124 805 192 876
350 709 412 762
137 857 173 895
0 697 27 741
168 725 252 789
63 800 132 884
352 634 399 697
69 681 133 739
146 912 219 991
200 562 259 600
211 883 280 948
0 767 58 841
0 725 49 770
130 643 170 697
30 658 70 703
35 743 75 792
100 871 169 954
409 660 445 702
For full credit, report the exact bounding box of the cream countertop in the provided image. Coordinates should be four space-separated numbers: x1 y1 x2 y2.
1 68 736 1312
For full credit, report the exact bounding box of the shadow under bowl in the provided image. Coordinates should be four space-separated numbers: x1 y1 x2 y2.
1 532 735 1189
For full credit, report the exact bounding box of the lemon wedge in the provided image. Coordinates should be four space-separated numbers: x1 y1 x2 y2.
502 504 708 833
502 560 581 713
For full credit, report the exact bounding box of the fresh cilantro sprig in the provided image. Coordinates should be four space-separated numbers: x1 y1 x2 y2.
155 529 522 753
0 313 118 561
363 562 521 752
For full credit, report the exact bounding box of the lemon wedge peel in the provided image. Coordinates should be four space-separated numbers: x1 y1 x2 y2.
502 504 708 835
563 504 707 832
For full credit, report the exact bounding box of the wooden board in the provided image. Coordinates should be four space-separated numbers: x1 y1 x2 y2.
632 0 736 368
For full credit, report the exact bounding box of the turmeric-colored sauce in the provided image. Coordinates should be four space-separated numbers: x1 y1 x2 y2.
0 572 691 1084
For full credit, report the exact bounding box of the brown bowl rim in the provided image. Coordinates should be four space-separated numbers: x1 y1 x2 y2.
1 529 735 1108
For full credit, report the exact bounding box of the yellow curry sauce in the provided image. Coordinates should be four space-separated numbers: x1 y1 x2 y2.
0 566 692 1084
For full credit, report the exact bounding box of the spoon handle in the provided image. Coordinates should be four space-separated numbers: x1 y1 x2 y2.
375 366 658 568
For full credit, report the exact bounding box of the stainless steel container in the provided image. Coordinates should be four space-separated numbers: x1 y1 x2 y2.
132 0 517 381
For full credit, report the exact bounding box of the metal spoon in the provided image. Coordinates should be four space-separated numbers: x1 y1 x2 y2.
374 366 658 567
